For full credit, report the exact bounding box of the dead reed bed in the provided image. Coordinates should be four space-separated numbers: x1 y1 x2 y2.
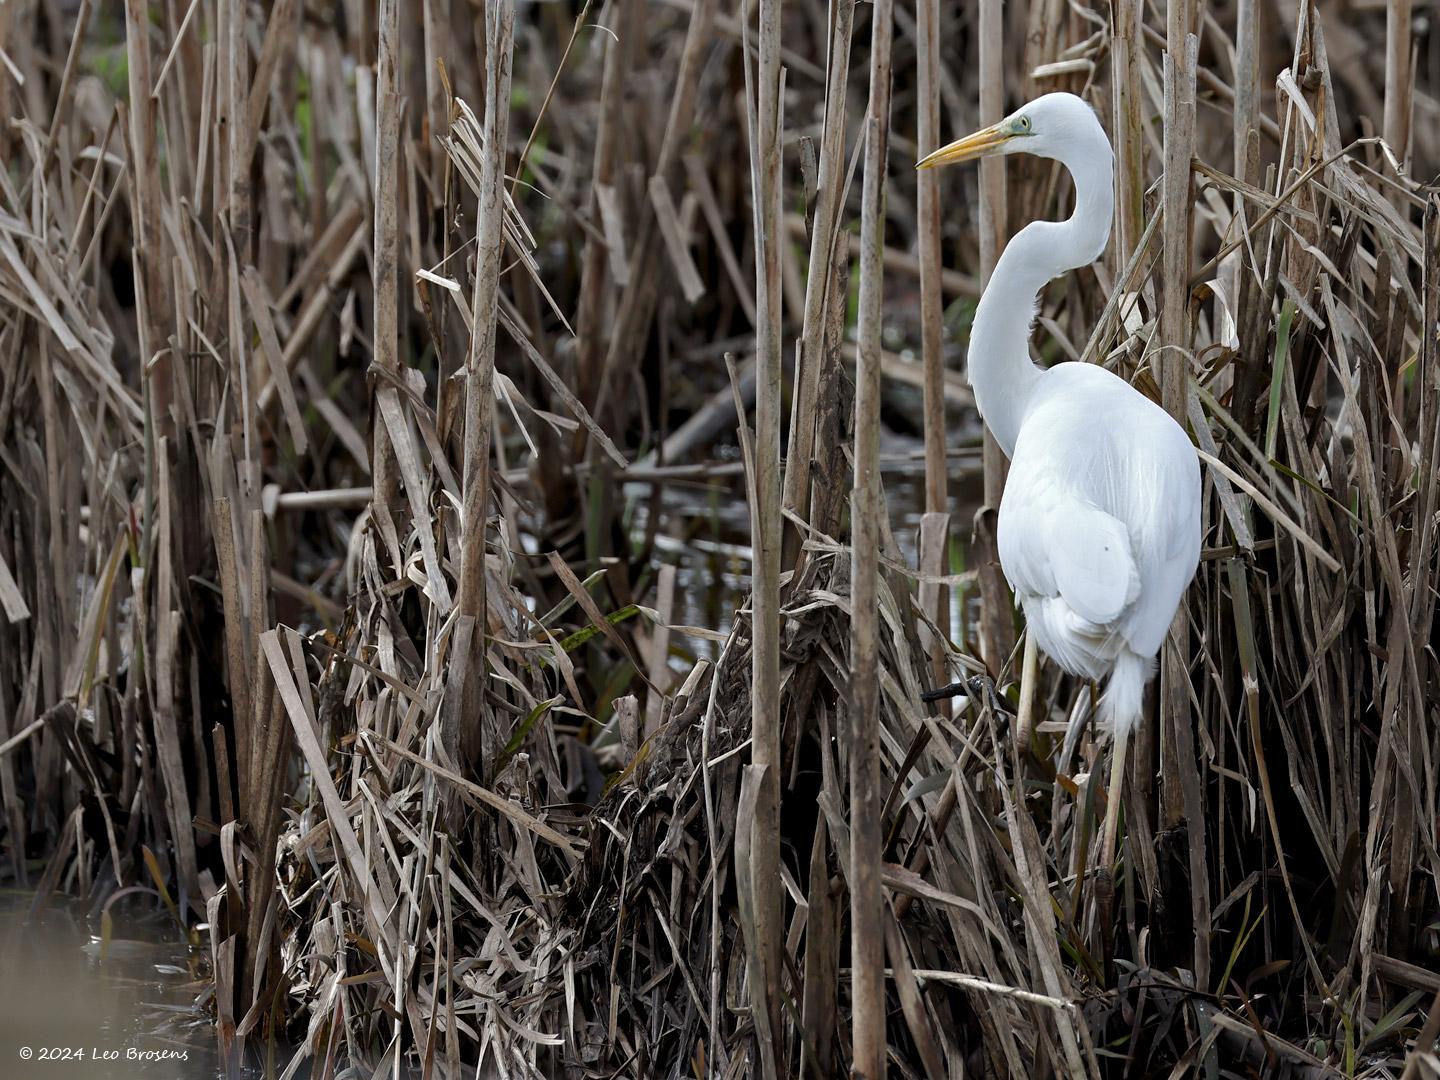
1 0 1438 1076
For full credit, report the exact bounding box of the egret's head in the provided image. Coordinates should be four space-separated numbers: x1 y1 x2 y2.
916 93 1109 170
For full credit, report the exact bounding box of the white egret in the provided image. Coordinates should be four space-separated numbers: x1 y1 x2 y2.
917 93 1201 877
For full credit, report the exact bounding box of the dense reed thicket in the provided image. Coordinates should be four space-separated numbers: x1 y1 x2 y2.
0 0 1437 1076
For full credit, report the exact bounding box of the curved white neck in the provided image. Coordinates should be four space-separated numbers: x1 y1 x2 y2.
968 148 1114 456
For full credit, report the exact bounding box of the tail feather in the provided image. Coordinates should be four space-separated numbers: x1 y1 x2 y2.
1100 650 1155 737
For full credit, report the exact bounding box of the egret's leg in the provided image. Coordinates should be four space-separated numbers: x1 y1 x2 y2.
1014 630 1039 754
1098 724 1130 876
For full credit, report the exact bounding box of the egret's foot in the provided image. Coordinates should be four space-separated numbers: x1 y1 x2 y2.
920 675 1012 715
977 675 1016 720
920 679 969 702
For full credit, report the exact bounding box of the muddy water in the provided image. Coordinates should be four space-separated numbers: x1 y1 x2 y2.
0 893 223 1079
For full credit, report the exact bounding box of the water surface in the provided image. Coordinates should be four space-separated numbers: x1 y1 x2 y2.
0 892 221 1079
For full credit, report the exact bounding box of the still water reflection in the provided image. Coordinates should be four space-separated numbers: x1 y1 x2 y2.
0 892 222 1079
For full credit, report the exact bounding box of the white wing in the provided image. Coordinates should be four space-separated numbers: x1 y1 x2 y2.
997 363 1201 674
999 471 1139 624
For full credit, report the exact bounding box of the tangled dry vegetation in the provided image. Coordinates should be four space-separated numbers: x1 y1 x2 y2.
0 0 1438 1076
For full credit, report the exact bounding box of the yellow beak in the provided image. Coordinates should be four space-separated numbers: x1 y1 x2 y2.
915 124 1013 170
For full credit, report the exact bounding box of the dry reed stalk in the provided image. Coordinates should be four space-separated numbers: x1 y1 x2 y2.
124 0 172 431
1149 0 1212 989
1111 0 1144 262
976 0 1007 348
1383 0 1413 166
422 0 451 180
244 0 297 161
1159 0 1195 423
371 0 401 514
851 0 895 1071
454 0 515 776
1233 0 1259 188
573 0 635 409
40 0 95 177
975 0 1015 678
739 0 785 1066
224 0 251 250
1229 0 1261 434
0 3 16 166
648 175 706 304
781 0 854 565
915 0 949 698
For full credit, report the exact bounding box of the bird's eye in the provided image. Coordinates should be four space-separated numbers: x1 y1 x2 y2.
1017 115 1032 132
